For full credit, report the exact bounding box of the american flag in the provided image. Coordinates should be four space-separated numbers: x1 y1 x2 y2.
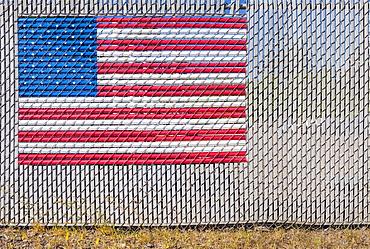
18 16 247 165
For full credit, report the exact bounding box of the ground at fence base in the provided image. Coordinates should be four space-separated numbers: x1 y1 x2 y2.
1 226 370 248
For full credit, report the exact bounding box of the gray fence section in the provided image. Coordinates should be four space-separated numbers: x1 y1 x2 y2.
247 1 370 224
8 163 247 226
0 2 18 226
0 0 369 226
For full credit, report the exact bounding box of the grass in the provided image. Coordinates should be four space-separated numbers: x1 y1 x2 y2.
0 226 370 248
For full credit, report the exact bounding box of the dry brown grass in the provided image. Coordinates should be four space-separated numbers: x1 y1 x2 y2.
0 226 370 248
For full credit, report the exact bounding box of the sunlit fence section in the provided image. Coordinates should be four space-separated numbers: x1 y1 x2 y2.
246 1 369 225
0 0 369 226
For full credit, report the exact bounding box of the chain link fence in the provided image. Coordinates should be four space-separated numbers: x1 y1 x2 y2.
247 1 369 226
0 0 369 227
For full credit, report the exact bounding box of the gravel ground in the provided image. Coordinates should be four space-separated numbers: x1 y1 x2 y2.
0 226 370 248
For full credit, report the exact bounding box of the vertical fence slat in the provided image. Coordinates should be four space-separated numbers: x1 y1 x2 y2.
0 0 18 225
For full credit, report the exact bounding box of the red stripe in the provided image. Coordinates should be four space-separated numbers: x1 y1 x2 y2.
98 68 246 74
18 129 246 137
97 45 247 51
19 134 246 143
19 107 246 115
19 112 246 120
97 17 246 23
97 40 247 46
97 89 245 97
98 62 247 68
19 157 247 165
19 151 246 160
97 84 245 91
97 90 245 97
97 22 246 29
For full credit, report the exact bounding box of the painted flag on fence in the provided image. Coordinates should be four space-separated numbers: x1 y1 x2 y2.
17 16 247 165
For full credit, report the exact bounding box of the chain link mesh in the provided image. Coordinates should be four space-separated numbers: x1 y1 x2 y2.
0 0 369 227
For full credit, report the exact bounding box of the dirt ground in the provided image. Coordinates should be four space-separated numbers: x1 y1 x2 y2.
0 226 370 249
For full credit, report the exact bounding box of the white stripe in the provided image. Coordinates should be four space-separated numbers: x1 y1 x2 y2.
97 56 246 63
20 96 246 103
97 51 246 57
97 34 246 39
97 28 246 34
19 118 245 127
19 145 247 154
20 101 246 109
19 140 246 149
18 123 246 131
97 73 245 80
97 79 246 86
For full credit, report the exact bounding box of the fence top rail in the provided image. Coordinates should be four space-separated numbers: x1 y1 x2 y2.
246 0 369 8
7 3 370 15
8 0 247 16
